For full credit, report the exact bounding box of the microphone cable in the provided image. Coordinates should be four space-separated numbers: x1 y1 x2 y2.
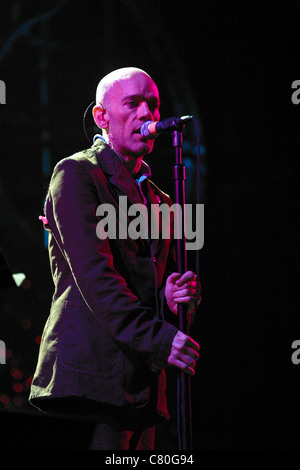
83 100 95 144
191 116 201 323
176 116 201 451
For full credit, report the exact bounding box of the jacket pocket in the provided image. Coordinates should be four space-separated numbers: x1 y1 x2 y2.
59 299 123 378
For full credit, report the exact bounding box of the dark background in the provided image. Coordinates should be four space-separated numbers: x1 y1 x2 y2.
0 0 299 450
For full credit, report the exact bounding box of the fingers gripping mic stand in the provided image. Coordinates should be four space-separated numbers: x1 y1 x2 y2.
172 123 193 451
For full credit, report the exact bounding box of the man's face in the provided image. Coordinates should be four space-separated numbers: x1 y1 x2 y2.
103 72 160 159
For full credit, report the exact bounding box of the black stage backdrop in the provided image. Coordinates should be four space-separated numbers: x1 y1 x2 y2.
0 0 299 450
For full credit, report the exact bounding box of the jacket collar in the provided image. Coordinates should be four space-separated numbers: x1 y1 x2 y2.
92 138 163 251
92 137 151 207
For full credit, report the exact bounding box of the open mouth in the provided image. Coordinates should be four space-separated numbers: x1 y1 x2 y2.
133 128 147 139
133 128 153 141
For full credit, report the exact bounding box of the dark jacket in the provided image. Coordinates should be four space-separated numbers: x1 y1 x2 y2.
29 139 178 425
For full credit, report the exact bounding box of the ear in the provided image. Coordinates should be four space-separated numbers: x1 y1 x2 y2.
93 105 109 130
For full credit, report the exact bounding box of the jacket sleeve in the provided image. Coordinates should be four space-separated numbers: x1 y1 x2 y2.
46 158 178 372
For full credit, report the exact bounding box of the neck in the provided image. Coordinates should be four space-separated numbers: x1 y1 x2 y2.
103 132 144 176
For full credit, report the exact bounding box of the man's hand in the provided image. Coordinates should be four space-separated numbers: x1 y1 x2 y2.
167 330 200 376
165 270 201 316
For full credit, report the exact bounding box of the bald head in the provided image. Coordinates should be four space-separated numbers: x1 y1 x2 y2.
92 67 160 163
95 67 153 108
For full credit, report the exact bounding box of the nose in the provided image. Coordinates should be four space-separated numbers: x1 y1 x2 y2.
138 101 152 121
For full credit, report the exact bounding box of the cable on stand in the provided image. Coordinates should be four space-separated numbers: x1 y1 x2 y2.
171 117 201 451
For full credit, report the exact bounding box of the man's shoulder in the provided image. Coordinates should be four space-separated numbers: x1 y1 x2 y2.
54 146 99 172
53 139 114 174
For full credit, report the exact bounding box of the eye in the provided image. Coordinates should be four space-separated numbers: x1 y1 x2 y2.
126 100 138 108
148 100 159 113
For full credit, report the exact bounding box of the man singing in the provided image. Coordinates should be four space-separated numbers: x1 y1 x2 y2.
29 67 200 450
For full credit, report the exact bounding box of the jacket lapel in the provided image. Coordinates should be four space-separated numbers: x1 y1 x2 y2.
93 139 144 206
92 139 150 247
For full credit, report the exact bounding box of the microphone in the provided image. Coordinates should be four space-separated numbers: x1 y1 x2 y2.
140 115 193 138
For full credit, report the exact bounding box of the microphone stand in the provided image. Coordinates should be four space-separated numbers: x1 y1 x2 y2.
172 127 192 450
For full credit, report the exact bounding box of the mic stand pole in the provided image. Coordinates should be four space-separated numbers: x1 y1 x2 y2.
172 128 192 450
